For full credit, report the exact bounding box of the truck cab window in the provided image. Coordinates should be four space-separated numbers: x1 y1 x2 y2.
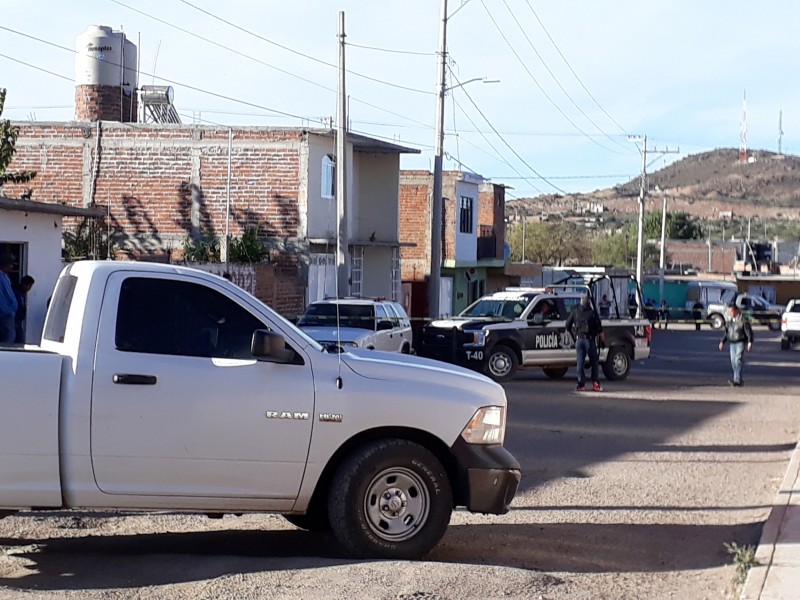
115 278 266 359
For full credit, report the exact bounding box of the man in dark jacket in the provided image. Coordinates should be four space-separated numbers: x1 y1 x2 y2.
718 303 753 386
14 275 35 344
565 295 605 392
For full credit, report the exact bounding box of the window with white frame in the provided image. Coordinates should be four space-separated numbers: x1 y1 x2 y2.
321 154 335 199
459 196 474 234
350 246 364 297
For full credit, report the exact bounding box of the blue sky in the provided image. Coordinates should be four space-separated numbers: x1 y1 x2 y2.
1 0 798 197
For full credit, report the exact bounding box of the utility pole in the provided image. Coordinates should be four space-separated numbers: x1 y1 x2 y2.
336 11 349 295
428 0 448 319
658 190 667 303
635 135 647 316
628 135 679 317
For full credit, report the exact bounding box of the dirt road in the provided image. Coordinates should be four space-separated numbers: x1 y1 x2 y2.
1 327 798 599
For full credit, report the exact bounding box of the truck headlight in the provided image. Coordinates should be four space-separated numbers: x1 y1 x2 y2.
465 330 487 347
461 406 506 445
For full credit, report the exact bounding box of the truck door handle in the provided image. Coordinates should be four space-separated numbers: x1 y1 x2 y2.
113 373 157 385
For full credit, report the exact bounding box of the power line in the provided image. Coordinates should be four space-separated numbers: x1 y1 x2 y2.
451 94 544 194
0 25 316 122
500 0 629 152
109 0 337 96
347 41 434 56
108 0 436 128
523 0 629 137
170 0 434 95
494 174 634 180
452 70 566 194
479 0 618 155
0 52 73 82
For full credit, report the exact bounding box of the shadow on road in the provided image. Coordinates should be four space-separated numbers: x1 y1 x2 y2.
0 518 763 591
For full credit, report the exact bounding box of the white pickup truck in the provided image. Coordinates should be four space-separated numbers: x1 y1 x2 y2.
0 261 520 559
781 298 800 350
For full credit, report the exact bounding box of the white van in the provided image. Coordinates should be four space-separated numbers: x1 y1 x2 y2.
685 280 738 312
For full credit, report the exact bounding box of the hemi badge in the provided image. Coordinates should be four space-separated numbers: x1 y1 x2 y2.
319 413 343 423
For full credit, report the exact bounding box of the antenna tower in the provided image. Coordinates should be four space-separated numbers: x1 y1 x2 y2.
739 90 747 162
778 109 784 155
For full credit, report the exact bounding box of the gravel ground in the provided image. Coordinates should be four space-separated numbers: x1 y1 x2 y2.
1 327 798 599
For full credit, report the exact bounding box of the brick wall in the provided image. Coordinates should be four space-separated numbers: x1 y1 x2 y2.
479 182 506 258
399 170 432 281
665 240 738 274
4 121 308 316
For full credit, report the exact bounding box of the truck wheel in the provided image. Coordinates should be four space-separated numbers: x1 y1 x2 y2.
709 313 725 330
768 320 781 331
486 345 519 382
781 338 790 351
602 345 631 380
543 367 569 379
328 439 453 559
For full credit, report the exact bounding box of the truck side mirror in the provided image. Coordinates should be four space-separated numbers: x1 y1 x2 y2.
530 313 544 325
251 329 294 363
377 320 393 331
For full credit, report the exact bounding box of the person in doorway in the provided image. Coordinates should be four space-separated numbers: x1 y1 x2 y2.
0 253 18 344
718 303 753 387
14 275 35 344
565 295 605 392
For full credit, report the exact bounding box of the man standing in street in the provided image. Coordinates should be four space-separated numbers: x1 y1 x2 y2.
0 253 19 344
718 303 753 387
566 294 605 392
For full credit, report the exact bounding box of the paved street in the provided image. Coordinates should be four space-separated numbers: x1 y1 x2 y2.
1 325 798 599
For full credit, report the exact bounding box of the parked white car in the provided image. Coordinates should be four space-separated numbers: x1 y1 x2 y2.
297 298 413 353
781 298 800 350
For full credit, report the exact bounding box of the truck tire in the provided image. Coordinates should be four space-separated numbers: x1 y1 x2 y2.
328 439 453 559
709 313 725 330
543 366 569 379
768 320 781 331
781 338 790 351
602 345 631 380
485 345 519 382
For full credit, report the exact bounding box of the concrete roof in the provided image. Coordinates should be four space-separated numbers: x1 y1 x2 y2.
0 196 106 218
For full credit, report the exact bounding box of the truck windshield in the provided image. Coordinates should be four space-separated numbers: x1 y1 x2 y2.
460 299 527 319
298 304 375 330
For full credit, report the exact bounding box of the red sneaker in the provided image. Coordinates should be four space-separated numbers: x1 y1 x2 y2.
576 385 586 391
592 382 603 392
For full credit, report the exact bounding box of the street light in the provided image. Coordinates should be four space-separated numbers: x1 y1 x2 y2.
428 61 497 318
427 76 498 319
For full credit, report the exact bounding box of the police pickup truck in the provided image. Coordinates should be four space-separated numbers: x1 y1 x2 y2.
418 288 652 382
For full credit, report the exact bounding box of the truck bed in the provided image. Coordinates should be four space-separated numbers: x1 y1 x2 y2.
0 349 64 508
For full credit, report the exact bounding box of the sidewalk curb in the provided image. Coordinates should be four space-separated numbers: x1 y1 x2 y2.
740 438 800 600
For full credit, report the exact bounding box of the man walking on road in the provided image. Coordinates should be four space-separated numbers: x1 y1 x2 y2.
719 303 753 387
566 294 605 392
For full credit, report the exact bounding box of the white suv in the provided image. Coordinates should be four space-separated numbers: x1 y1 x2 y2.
297 298 413 353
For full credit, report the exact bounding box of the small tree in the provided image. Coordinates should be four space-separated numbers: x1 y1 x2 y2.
0 88 37 190
62 217 118 261
228 227 268 263
183 229 220 262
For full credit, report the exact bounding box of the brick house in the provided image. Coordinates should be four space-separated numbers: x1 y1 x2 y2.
4 121 418 318
399 170 509 317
